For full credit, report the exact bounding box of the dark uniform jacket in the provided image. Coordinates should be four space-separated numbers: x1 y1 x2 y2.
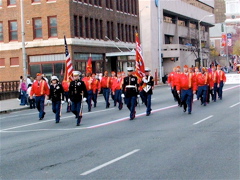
69 80 87 102
122 75 139 98
49 83 64 102
140 75 154 95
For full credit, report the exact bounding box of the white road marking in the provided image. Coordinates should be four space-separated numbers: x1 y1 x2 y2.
0 127 87 133
0 108 115 131
80 149 140 176
193 115 213 125
230 102 240 108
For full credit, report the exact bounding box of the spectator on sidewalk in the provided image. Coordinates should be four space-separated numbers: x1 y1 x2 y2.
27 84 35 109
20 79 28 106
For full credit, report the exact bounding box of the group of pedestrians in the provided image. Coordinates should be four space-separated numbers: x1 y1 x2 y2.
29 67 155 126
167 64 226 114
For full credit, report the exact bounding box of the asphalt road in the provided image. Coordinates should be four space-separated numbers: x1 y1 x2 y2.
1 84 240 180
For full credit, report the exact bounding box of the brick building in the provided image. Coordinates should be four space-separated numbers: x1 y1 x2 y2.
0 0 139 82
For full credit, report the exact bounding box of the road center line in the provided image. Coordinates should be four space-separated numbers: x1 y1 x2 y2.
230 102 240 108
193 115 213 125
80 149 140 176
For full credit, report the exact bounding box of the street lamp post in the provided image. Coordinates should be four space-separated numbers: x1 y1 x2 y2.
20 0 27 79
198 14 213 67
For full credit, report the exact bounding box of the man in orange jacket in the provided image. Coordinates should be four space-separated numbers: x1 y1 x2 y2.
30 73 50 120
82 73 93 112
216 65 226 100
101 71 111 108
112 72 123 110
177 65 196 114
196 67 209 106
91 73 100 107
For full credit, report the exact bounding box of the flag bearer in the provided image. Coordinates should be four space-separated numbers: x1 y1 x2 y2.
69 71 87 126
121 67 139 120
49 76 64 123
140 67 154 116
30 73 50 120
177 65 196 114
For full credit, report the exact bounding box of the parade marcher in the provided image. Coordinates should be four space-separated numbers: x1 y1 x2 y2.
177 65 196 114
82 73 93 112
112 72 123 110
110 71 117 106
92 73 100 107
49 76 64 123
140 67 154 116
62 80 71 112
216 65 226 100
210 65 218 102
196 67 209 106
207 65 216 103
30 73 50 120
100 71 111 108
121 67 139 120
168 66 182 106
69 71 87 126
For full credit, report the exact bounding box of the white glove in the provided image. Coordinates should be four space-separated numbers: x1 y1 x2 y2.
68 99 71 103
61 101 65 104
137 94 140 98
47 100 52 104
83 97 87 102
121 94 125 98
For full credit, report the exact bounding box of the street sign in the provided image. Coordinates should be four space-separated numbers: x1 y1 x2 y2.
227 33 232 39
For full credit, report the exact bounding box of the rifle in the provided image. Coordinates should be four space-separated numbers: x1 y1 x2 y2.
79 92 84 119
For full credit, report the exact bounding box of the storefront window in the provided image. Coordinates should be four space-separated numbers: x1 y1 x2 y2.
30 64 41 78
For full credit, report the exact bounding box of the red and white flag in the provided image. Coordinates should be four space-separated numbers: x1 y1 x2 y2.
63 36 74 81
135 33 145 79
86 53 92 74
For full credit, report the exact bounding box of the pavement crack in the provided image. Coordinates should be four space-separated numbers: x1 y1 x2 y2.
40 162 62 170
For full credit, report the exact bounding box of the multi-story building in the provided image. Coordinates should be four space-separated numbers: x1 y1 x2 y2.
139 0 215 76
0 0 139 81
215 0 226 23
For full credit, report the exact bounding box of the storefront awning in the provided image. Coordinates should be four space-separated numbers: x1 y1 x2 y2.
106 50 135 57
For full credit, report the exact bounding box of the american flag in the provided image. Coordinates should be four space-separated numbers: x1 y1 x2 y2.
135 32 145 79
63 36 73 81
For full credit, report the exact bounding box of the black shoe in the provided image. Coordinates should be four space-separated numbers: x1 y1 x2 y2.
88 109 91 112
188 112 191 114
146 112 150 116
39 118 43 120
76 123 80 126
56 121 59 123
183 107 187 112
119 103 123 110
94 104 96 108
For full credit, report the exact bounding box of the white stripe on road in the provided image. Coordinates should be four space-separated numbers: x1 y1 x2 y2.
0 108 115 131
193 115 213 125
229 102 240 108
80 149 140 176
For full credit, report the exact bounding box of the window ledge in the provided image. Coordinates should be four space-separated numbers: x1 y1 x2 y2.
0 66 5 68
10 65 19 67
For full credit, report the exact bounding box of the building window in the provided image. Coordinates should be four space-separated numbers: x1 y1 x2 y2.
95 19 99 39
0 0 2 7
74 15 78 37
99 0 102 7
8 0 16 6
48 16 57 37
99 20 103 39
10 57 19 66
79 16 83 37
132 26 135 42
0 22 3 42
90 18 94 39
9 21 18 41
85 17 89 38
33 18 42 39
0 58 5 67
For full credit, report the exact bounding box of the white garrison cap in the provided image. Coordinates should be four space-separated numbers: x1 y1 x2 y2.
126 67 134 72
145 67 151 72
51 76 59 81
73 71 81 76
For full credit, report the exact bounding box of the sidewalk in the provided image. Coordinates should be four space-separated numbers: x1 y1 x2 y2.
0 98 30 114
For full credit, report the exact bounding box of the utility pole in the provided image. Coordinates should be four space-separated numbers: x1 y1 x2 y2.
20 0 27 79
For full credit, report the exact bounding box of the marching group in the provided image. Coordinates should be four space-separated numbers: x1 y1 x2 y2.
167 64 226 114
27 67 154 126
20 64 226 126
